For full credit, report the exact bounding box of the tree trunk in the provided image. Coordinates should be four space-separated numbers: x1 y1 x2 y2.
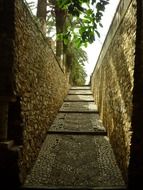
37 0 47 34
55 4 66 65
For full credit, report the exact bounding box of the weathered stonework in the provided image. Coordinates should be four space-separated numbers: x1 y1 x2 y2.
91 0 137 182
0 0 69 184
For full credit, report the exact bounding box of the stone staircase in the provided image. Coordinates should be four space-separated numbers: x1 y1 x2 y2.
22 86 126 190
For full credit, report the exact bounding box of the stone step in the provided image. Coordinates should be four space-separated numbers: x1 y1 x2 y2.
64 95 94 102
22 86 126 190
68 90 92 95
70 86 91 90
0 140 14 149
59 102 98 113
47 131 107 136
48 113 105 133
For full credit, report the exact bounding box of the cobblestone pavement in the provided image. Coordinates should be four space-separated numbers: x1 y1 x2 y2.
23 86 126 189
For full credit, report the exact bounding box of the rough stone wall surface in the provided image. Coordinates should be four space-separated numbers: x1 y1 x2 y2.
91 0 136 182
13 0 69 182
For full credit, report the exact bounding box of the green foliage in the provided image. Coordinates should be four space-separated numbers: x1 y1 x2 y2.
26 0 109 46
46 13 56 36
70 61 87 86
67 43 88 65
26 0 89 84
67 43 88 85
57 0 109 47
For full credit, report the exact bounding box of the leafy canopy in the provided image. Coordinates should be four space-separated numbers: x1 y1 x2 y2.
57 0 109 47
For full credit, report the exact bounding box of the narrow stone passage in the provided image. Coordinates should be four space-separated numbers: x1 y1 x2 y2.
23 86 126 189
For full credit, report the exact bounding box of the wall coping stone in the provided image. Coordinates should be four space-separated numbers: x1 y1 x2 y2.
91 0 132 77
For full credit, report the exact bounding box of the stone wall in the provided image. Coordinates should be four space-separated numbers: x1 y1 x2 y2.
0 0 69 184
91 0 137 182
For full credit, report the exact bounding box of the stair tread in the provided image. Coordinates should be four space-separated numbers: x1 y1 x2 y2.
23 86 125 189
